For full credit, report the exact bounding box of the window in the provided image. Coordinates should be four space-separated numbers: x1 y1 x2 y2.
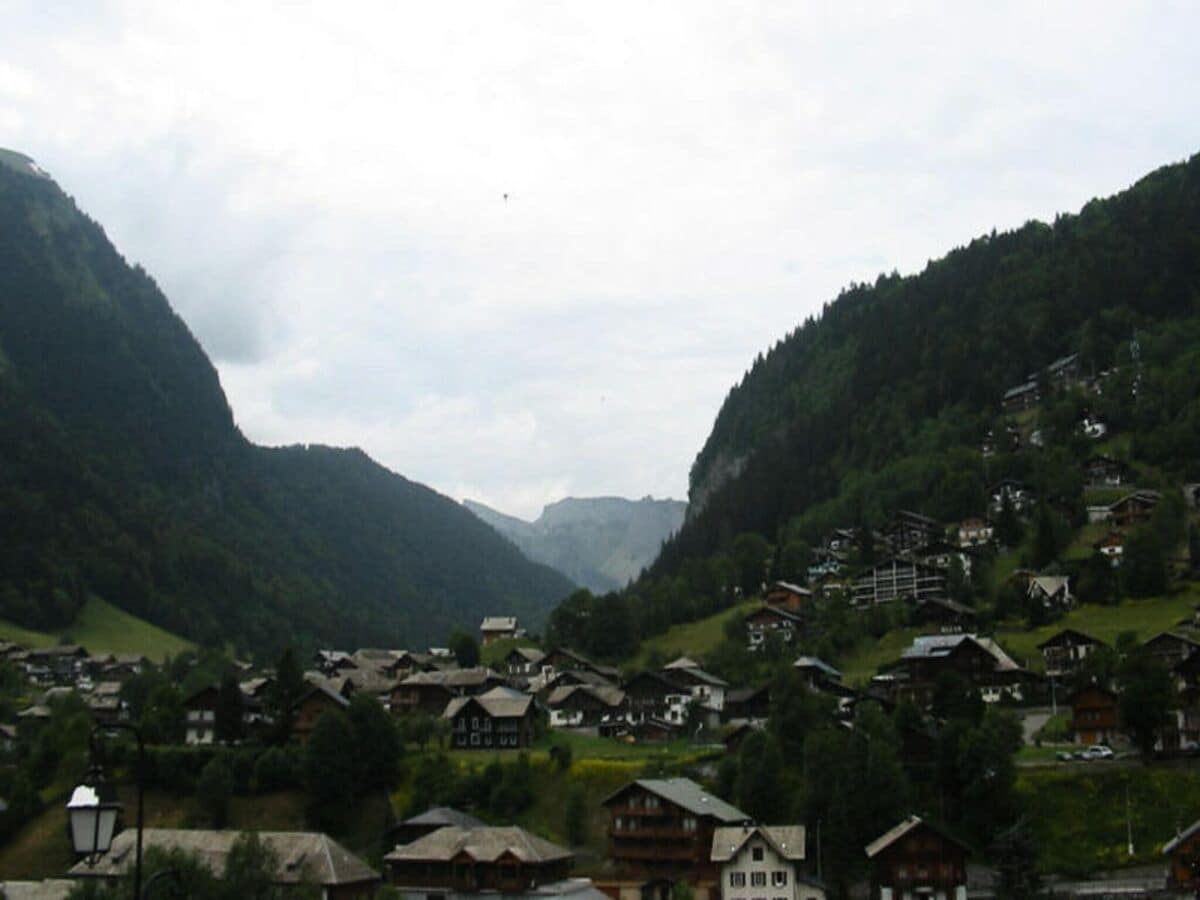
752 846 764 862
682 817 697 832
751 872 766 887
471 717 478 729
645 796 660 809
730 873 746 887
772 872 787 887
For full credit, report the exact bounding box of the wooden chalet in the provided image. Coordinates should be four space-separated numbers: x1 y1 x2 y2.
1037 629 1107 678
1092 531 1124 561
184 685 220 745
661 660 728 714
956 518 993 547
852 558 947 608
1143 632 1200 671
865 816 968 900
1109 490 1161 529
314 650 358 677
480 616 520 646
792 657 842 690
1002 379 1039 413
546 684 628 734
1068 684 1118 746
391 668 504 716
503 646 547 677
722 684 770 722
444 686 535 750
71 828 379 899
1164 818 1200 893
882 511 945 555
909 597 976 633
291 683 350 743
540 648 620 683
384 826 572 893
622 671 692 727
388 807 486 848
1026 575 1072 612
603 778 750 882
1085 454 1130 487
764 581 812 611
876 634 1036 709
744 604 809 651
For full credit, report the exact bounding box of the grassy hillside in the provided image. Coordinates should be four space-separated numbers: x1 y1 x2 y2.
0 598 194 660
632 601 757 667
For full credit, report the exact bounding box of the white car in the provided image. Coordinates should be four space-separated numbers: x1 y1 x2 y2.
1080 744 1114 760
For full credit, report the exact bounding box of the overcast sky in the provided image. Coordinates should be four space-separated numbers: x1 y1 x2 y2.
3 2 1199 518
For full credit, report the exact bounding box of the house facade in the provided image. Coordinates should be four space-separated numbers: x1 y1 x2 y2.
865 817 968 900
852 559 946 608
711 826 823 900
744 606 809 651
480 617 520 646
1069 685 1118 746
291 684 351 743
603 778 751 883
445 687 535 750
1038 629 1107 678
184 685 220 745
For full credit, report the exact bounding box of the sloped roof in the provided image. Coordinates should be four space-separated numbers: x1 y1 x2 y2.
865 816 969 859
401 806 486 829
1003 380 1038 400
664 666 728 688
1163 818 1200 855
481 617 519 632
1037 629 1105 651
603 778 750 823
507 647 547 663
664 656 701 670
401 667 500 688
1029 576 1070 597
901 634 1020 671
546 684 626 709
384 826 571 864
768 581 811 596
69 829 378 885
711 825 807 862
793 656 841 680
444 686 532 719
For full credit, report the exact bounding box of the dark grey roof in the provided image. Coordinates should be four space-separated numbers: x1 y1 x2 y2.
604 778 750 823
711 825 807 862
69 829 378 885
385 826 571 864
444 686 533 719
402 806 487 829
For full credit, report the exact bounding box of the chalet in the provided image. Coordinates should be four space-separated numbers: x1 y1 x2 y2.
26 645 89 684
622 671 692 727
445 686 535 750
389 806 486 847
1046 352 1081 385
1002 379 1039 413
546 684 628 734
1037 629 1107 678
92 653 149 681
877 634 1035 708
184 685 220 745
824 528 862 557
989 479 1035 515
291 683 351 743
604 778 751 882
744 605 809 651
711 825 824 900
956 518 993 548
392 668 505 716
913 541 975 578
539 668 616 698
661 660 728 715
1068 684 1118 746
882 511 945 556
540 648 620 684
1084 454 1130 487
1109 490 1161 529
314 650 358 676
765 581 812 612
480 616 521 646
504 647 547 677
1143 632 1200 671
1164 817 1200 893
792 657 842 690
1092 531 1124 563
1027 575 1072 612
865 816 968 900
723 685 771 723
384 826 574 897
70 828 379 899
908 597 976 633
851 558 946 608
351 649 418 680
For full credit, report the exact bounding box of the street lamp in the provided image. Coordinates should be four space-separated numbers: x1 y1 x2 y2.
66 723 146 899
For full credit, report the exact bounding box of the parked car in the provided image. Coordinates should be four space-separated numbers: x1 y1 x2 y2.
1055 750 1076 761
1080 744 1114 760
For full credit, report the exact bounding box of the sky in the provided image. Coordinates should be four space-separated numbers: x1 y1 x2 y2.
3 2 1200 519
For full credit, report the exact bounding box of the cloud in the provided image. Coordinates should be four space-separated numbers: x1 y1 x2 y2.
3 1 1200 517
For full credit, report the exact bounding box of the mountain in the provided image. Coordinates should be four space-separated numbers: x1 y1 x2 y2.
545 150 1200 658
463 496 687 593
655 151 1200 575
0 148 575 656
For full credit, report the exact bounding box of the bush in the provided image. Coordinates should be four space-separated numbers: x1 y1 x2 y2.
252 746 301 793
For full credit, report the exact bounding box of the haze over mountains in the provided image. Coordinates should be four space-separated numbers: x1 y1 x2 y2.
0 148 574 655
463 496 686 593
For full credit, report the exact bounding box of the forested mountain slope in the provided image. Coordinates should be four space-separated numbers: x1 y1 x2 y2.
464 496 686 592
664 151 1200 573
0 149 573 656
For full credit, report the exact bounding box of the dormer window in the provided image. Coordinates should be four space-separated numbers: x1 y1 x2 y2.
752 845 765 862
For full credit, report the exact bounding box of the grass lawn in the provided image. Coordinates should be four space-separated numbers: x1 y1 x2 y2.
839 627 919 686
995 585 1200 669
0 598 194 661
480 636 540 668
1063 521 1116 561
632 602 757 667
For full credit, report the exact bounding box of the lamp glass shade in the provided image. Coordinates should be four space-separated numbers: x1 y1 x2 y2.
66 784 120 856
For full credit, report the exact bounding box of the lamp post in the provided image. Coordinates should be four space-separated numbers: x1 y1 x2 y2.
66 723 146 899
